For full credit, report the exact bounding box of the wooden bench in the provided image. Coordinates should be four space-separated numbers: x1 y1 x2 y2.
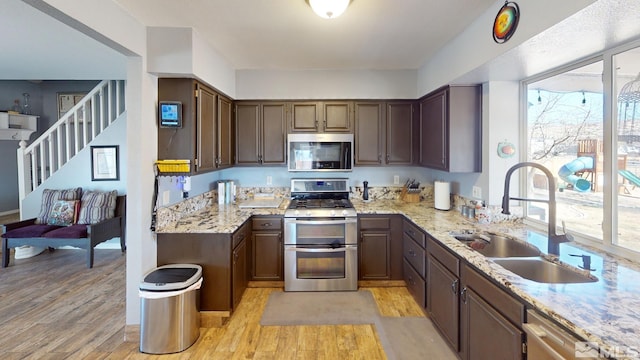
2 195 126 268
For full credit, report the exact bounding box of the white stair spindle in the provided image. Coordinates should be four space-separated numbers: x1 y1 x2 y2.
48 134 54 173
107 80 113 125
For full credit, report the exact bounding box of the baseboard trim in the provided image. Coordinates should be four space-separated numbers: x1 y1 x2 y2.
0 209 19 217
359 280 406 287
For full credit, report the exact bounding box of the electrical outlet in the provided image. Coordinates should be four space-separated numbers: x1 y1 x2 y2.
393 175 400 185
472 186 482 199
162 190 170 205
266 176 272 185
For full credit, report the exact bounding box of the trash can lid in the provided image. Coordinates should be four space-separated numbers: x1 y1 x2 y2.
140 264 202 291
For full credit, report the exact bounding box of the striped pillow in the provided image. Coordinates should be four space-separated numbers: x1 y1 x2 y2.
76 190 118 225
35 188 83 224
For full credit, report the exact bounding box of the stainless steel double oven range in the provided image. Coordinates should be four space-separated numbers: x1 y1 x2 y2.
284 178 357 292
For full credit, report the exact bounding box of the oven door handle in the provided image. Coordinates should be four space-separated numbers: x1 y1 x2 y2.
285 219 357 225
286 245 357 253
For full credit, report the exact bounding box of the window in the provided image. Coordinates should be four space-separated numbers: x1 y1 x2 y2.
524 45 640 258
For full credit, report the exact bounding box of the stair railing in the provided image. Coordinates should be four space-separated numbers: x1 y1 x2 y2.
17 80 126 200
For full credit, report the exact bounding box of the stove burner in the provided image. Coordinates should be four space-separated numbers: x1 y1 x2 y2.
290 198 351 210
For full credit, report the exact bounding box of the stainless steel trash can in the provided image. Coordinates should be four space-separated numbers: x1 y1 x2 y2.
139 264 202 354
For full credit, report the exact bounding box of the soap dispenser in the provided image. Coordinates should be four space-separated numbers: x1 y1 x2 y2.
363 181 369 201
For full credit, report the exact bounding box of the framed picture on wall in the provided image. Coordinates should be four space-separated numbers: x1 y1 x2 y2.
57 92 87 120
91 145 119 181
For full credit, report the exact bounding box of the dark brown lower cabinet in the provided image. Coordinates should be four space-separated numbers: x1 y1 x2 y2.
460 263 526 360
251 216 283 281
232 237 248 309
358 215 403 280
156 220 250 312
461 288 524 360
427 255 460 351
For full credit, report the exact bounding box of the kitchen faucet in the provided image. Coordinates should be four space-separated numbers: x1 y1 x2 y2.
501 162 573 256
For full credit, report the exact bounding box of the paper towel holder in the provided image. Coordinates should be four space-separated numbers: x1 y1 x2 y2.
434 180 451 210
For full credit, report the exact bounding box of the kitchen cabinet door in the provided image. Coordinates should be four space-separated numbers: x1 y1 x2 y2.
217 94 234 169
236 102 286 165
232 236 248 309
419 89 446 170
354 102 384 165
386 102 413 165
323 101 352 132
252 232 283 280
428 254 460 351
460 287 524 360
419 85 481 172
290 102 321 132
235 102 260 164
261 103 287 164
251 216 283 281
359 231 391 279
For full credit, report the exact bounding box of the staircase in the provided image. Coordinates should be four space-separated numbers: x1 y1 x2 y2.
17 80 126 202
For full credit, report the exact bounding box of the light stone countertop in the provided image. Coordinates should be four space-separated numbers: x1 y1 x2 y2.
156 197 640 354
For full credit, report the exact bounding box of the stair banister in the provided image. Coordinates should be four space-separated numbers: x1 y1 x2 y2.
17 80 126 213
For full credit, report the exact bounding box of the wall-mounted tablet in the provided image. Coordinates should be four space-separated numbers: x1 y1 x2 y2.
159 101 182 128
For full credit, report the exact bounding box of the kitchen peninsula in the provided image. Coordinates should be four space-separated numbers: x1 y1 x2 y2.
155 191 640 356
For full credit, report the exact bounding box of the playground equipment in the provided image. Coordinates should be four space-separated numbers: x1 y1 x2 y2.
558 157 593 192
560 139 628 192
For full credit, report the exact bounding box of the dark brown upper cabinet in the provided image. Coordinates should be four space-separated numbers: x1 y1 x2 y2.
217 94 234 169
354 101 414 166
419 85 481 172
157 78 234 174
235 101 286 165
289 101 352 133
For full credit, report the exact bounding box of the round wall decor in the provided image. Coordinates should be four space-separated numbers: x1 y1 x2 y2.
493 1 520 44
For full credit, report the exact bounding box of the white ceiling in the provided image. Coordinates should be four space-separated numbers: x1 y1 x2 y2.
2 0 640 88
112 0 497 70
0 0 126 80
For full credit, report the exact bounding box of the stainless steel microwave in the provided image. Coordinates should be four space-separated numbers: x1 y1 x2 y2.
288 133 353 172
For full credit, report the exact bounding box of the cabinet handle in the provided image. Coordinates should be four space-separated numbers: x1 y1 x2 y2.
460 287 467 304
451 279 459 295
408 275 414 285
262 222 272 227
386 154 390 163
408 249 415 257
378 154 382 163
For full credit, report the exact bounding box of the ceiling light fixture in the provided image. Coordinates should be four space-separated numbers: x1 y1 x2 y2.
307 0 351 19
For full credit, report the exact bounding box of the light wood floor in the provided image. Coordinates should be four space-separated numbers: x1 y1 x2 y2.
0 248 429 359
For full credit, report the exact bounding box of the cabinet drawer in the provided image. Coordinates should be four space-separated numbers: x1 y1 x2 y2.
427 236 459 276
403 220 426 248
403 259 426 308
462 263 525 326
403 234 425 277
252 217 282 231
360 216 391 230
232 222 249 249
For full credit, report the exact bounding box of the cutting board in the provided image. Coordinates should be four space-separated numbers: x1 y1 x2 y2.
238 198 283 209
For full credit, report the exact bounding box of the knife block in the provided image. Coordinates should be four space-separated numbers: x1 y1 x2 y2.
400 186 420 203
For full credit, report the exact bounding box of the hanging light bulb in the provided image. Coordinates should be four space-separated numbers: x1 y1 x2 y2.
537 90 542 104
582 91 586 106
307 0 351 19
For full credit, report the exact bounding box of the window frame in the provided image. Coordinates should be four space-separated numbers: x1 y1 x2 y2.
520 40 640 262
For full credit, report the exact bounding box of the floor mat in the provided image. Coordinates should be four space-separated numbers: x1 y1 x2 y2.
260 290 379 326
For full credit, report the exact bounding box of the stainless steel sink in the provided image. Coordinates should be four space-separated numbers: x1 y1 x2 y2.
453 233 541 258
492 258 598 283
